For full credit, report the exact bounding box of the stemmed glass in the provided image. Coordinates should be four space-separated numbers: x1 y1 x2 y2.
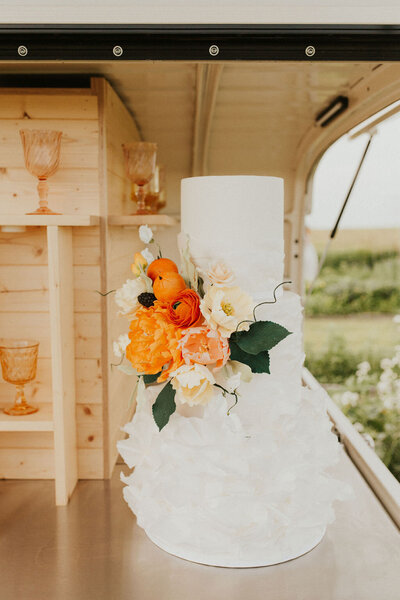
0 340 40 416
20 129 62 215
155 165 167 212
122 142 157 215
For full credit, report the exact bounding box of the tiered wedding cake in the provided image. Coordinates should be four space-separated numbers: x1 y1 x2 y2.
118 176 348 568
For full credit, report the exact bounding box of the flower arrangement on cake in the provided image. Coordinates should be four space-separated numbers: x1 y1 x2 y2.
113 225 291 430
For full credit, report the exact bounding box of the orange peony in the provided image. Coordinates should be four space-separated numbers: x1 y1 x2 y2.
166 289 203 328
179 326 230 369
126 301 184 382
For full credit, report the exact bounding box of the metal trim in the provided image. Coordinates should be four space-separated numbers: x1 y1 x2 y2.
0 24 400 61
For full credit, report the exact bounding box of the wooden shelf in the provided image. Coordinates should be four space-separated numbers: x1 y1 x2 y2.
108 214 178 227
0 403 54 432
0 215 99 227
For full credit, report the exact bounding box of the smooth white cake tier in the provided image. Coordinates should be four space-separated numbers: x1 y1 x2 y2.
118 384 350 568
237 290 305 414
181 176 284 299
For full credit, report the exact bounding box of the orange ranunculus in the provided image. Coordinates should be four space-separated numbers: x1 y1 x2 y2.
166 289 203 328
179 326 230 369
126 301 184 382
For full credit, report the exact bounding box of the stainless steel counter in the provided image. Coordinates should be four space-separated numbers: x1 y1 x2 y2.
1 450 399 600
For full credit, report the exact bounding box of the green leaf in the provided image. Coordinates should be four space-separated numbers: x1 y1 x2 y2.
229 340 270 374
142 372 161 384
234 321 291 355
152 381 176 431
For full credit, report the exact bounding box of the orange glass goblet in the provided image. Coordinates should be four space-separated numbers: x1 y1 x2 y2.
0 340 39 416
20 129 62 215
122 142 157 215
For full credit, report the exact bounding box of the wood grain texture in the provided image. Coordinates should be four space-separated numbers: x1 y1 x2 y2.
92 76 141 477
47 226 78 504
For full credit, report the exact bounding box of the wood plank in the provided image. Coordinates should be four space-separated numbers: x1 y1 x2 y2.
0 166 99 216
0 227 48 265
0 402 53 431
0 358 102 405
0 431 54 449
0 447 54 479
0 215 99 227
0 227 100 267
0 120 99 169
0 265 103 315
72 228 101 266
0 312 101 359
0 447 103 479
108 214 178 227
91 77 111 479
47 225 78 504
78 448 104 479
0 94 98 120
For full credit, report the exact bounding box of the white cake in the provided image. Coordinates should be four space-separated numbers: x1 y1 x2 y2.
118 176 349 568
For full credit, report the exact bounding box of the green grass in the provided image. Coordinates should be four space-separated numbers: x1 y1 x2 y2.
304 315 398 384
305 250 400 316
304 314 397 355
303 246 400 480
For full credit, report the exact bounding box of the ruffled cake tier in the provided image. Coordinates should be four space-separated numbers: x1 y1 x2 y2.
118 383 350 567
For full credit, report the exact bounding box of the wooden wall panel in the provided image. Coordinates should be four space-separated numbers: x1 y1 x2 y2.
93 78 141 477
0 89 103 480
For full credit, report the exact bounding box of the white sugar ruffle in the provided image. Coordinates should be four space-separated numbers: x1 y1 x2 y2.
117 380 351 567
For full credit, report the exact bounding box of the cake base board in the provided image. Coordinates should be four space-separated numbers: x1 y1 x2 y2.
146 526 326 568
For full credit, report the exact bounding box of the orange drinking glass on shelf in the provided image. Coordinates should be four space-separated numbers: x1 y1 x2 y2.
20 129 62 215
0 339 39 416
122 142 157 215
144 165 162 213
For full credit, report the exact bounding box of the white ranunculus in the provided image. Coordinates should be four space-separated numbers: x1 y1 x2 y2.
200 285 254 337
141 247 155 265
113 333 131 358
115 278 146 316
171 364 216 407
139 225 154 244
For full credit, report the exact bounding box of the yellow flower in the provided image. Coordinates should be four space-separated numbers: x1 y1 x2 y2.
131 252 148 277
171 364 215 406
200 286 254 337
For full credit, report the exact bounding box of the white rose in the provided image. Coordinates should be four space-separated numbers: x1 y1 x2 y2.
171 364 216 407
200 285 254 337
139 225 154 244
206 260 235 286
141 247 155 265
113 333 130 358
115 278 146 316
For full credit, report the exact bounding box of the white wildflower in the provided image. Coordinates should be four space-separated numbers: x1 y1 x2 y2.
139 225 153 244
141 247 155 265
356 360 371 381
380 358 394 371
340 391 359 407
113 333 130 358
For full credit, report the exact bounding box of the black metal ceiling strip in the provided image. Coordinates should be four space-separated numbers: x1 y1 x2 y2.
0 25 400 61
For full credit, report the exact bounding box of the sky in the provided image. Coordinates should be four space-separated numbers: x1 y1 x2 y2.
306 111 400 231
